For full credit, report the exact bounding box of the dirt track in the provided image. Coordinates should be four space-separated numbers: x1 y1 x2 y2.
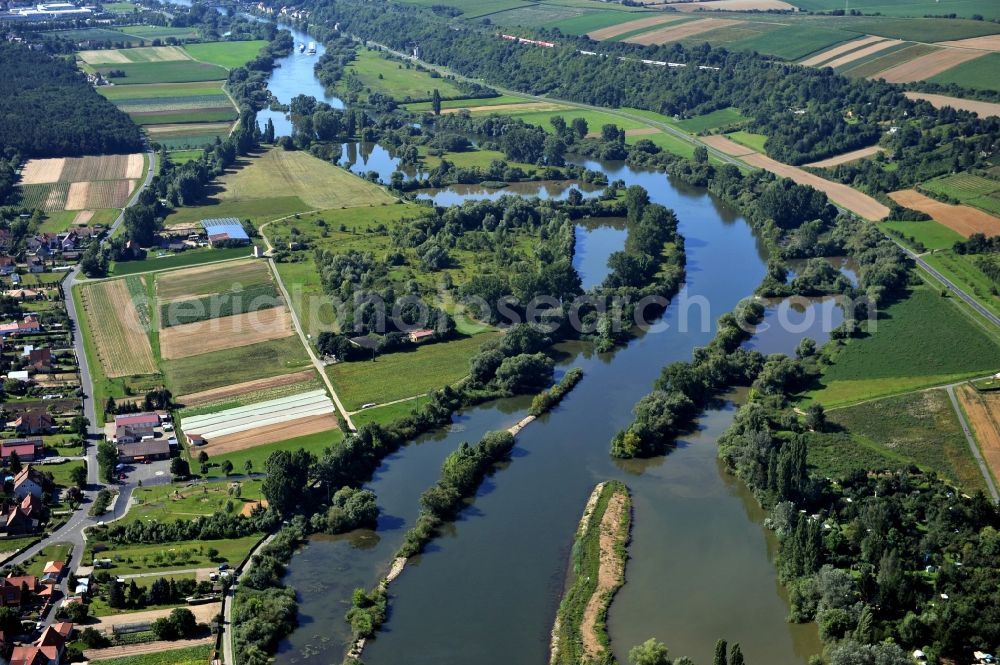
580 487 628 660
799 36 884 66
956 385 1000 487
888 189 1000 237
587 14 685 40
625 18 742 45
904 92 1000 119
805 145 883 168
203 413 339 454
159 307 295 360
178 368 316 407
874 48 985 83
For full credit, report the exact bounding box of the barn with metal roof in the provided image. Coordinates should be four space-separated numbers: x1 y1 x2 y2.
200 218 250 246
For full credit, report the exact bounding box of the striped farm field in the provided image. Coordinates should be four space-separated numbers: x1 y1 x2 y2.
92 61 228 85
587 14 686 40
818 38 903 70
99 80 230 101
79 279 158 378
159 308 295 360
18 183 67 212
624 18 743 45
840 43 937 78
799 35 885 66
156 259 272 302
78 45 191 65
131 109 238 126
116 95 232 113
66 180 135 210
873 47 986 83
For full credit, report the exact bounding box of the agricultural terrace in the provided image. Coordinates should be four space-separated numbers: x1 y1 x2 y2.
210 148 396 210
181 389 338 455
956 384 1000 486
162 335 311 396
808 389 988 493
17 154 143 216
327 331 502 410
807 285 1000 407
341 48 465 101
78 278 158 378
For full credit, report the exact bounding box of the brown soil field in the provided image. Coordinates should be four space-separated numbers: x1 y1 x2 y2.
441 101 570 115
935 35 1000 51
587 14 686 40
156 259 268 302
874 48 985 83
159 307 295 360
669 0 795 10
957 385 1000 487
82 179 134 209
203 413 339 455
904 92 1000 118
65 182 90 210
81 279 158 378
178 369 316 407
799 35 885 66
820 39 904 70
125 153 145 179
889 189 1000 237
805 145 883 168
742 152 890 219
580 487 628 660
701 134 757 156
19 158 65 185
72 210 95 225
624 18 743 45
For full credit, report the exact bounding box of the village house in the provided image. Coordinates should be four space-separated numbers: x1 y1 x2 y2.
26 257 44 274
114 412 160 443
25 347 52 372
9 411 55 436
9 621 73 665
0 501 37 536
118 438 170 463
0 256 15 276
407 328 435 343
12 466 46 500
0 575 40 608
1 438 44 463
0 315 40 337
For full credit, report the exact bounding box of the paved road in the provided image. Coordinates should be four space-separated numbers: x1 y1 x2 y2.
221 532 277 665
946 385 1000 502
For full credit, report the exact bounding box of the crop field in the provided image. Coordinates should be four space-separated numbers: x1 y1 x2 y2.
78 46 190 65
214 149 395 209
156 259 271 301
177 368 318 409
874 47 985 83
809 286 1000 407
799 35 885 66
20 154 144 184
115 24 201 40
399 0 527 18
66 179 135 210
79 279 158 378
100 80 229 101
327 332 501 410
836 42 925 77
829 16 1000 42
51 27 145 44
17 183 67 211
162 334 311 395
788 0 1000 20
928 52 1000 92
586 14 685 41
182 40 267 69
805 145 883 168
725 131 768 153
342 49 464 101
92 61 229 85
206 427 342 476
159 307 294 359
675 107 747 133
816 38 904 70
957 384 1000 486
90 644 214 665
921 173 1000 215
723 24 854 60
881 219 964 251
487 3 649 34
889 189 1000 237
625 18 744 45
145 121 233 149
824 389 986 492
182 389 338 455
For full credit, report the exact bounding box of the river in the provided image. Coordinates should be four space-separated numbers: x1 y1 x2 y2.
249 19 825 665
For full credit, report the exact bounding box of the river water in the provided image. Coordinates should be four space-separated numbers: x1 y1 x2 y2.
252 20 824 665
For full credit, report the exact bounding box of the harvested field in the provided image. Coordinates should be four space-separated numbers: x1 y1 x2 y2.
701 134 758 156
819 39 904 69
669 0 795 10
441 101 570 115
126 153 145 179
80 280 158 378
873 47 985 83
78 45 192 65
199 414 339 455
624 18 743 45
156 259 270 302
935 35 1000 51
65 180 134 210
957 384 1000 486
72 210 95 225
799 35 885 66
587 14 685 40
61 154 135 182
43 185 68 211
743 152 889 220
159 307 294 360
65 182 90 210
805 145 883 168
889 189 1000 237
178 368 316 408
904 91 1000 118
19 158 65 185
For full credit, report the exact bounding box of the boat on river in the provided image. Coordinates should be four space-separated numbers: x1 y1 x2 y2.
307 41 316 54
298 42 305 52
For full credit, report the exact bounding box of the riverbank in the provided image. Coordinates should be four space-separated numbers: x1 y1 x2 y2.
550 480 631 665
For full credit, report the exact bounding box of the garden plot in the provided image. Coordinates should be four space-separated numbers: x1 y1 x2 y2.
182 389 337 454
159 308 295 360
79 279 158 378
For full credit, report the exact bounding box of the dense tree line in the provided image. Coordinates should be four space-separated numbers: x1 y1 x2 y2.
0 43 142 157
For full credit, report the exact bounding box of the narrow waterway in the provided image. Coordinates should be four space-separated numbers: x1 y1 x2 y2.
251 19 822 665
